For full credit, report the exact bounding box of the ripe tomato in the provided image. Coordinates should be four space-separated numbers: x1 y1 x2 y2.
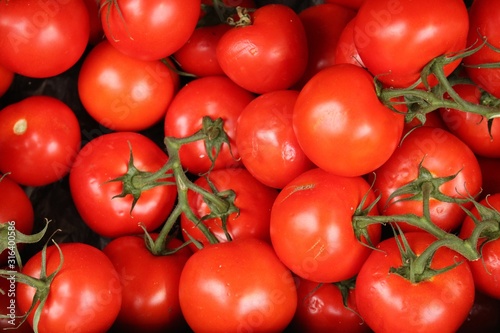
179 237 297 332
463 0 500 99
104 236 191 332
373 126 483 233
353 0 469 88
459 193 500 300
0 65 14 98
235 89 314 189
17 243 122 333
78 40 179 132
0 0 89 78
0 175 34 265
181 167 278 251
0 96 81 187
288 277 371 333
334 18 365 67
270 168 381 283
216 4 308 94
293 64 404 177
164 75 254 175
69 132 177 238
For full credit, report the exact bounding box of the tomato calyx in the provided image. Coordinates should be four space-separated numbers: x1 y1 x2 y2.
226 6 252 27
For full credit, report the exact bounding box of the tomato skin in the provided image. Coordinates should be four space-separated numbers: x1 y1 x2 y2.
164 75 254 175
104 236 191 332
236 90 314 189
356 232 475 333
353 0 469 88
216 4 308 94
181 167 278 251
100 0 200 61
17 243 122 333
270 168 381 283
0 0 89 78
179 237 297 333
0 64 14 97
0 96 81 187
69 132 177 238
334 17 365 67
324 0 365 9
293 63 404 177
373 126 483 233
459 193 500 300
78 40 179 132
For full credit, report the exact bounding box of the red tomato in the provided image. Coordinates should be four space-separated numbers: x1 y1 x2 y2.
353 0 469 88
270 168 381 283
440 83 500 158
0 268 34 333
373 126 483 232
293 64 404 177
181 167 278 251
216 4 308 94
288 277 371 333
463 0 500 99
0 96 81 186
69 132 177 238
164 75 254 175
104 236 191 332
0 0 89 78
235 90 314 189
356 232 475 333
0 175 34 265
295 3 356 88
78 40 179 132
100 0 200 60
324 0 365 10
179 237 297 332
459 193 500 300
0 64 14 97
334 17 365 67
17 243 122 333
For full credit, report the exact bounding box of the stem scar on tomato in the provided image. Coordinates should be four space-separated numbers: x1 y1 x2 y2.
13 118 27 135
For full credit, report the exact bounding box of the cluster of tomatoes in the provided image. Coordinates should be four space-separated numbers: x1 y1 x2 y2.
1 0 500 332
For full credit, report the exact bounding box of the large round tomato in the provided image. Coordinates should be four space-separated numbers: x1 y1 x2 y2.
356 232 475 333
78 40 179 132
0 0 89 78
373 126 483 233
235 89 314 189
0 96 81 187
104 236 191 332
179 237 297 332
353 0 469 88
69 132 177 238
293 63 404 177
99 0 200 60
270 168 381 283
17 243 122 333
216 4 308 94
164 75 254 175
181 167 278 251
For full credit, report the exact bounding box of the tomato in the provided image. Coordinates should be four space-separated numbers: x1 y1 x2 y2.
293 64 405 177
100 0 200 60
356 232 475 333
179 237 297 332
78 40 179 132
164 75 254 175
295 3 356 88
463 0 500 99
288 277 371 333
334 17 365 67
353 0 469 88
235 90 314 189
216 4 308 94
324 0 365 10
0 96 81 187
0 175 34 265
0 268 34 333
270 168 381 283
17 243 122 333
104 236 191 332
69 132 177 238
181 167 278 251
373 126 483 233
459 193 500 300
0 64 14 98
0 0 89 78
